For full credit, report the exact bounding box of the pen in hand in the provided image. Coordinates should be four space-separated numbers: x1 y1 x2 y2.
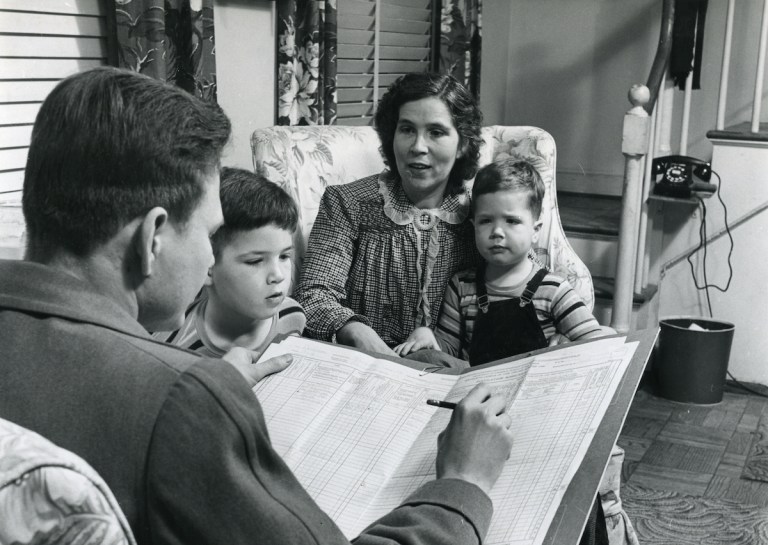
426 399 457 410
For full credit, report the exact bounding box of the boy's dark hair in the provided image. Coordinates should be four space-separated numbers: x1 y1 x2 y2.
211 167 299 256
472 159 545 219
23 67 231 258
374 72 483 195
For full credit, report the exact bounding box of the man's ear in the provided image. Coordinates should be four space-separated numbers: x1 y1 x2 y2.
137 207 169 277
204 265 214 287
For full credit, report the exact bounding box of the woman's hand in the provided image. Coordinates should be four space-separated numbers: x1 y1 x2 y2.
436 384 514 495
336 321 398 357
393 327 441 356
222 347 293 388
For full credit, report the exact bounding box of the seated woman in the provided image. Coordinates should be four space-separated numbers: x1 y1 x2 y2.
294 73 482 357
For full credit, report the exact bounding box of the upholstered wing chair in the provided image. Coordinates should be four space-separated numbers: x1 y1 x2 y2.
251 125 595 313
251 124 635 545
0 417 136 545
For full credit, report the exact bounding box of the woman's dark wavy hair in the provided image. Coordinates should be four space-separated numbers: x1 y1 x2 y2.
374 72 483 195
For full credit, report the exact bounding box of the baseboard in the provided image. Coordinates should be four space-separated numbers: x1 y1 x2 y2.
724 379 768 397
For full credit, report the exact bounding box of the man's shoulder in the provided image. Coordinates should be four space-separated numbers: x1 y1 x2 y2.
58 320 210 387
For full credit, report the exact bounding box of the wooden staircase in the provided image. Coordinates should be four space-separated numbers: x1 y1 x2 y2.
558 191 657 328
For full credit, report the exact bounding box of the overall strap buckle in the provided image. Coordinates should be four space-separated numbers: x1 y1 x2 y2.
519 268 549 307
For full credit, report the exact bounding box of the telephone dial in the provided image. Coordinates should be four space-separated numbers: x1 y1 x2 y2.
651 155 716 198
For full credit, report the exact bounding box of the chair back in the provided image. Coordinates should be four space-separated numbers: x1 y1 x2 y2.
252 125 594 310
0 417 136 545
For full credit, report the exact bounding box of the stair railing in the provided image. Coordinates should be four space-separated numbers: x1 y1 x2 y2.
715 0 768 133
612 0 768 333
610 0 674 334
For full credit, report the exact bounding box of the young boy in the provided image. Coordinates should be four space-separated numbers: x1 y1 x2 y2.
156 167 305 358
395 158 604 365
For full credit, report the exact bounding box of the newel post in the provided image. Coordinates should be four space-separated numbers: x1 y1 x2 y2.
611 85 650 334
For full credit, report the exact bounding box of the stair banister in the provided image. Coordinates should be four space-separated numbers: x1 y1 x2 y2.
611 85 650 334
634 106 658 295
611 1 674 332
716 0 736 131
680 71 694 155
643 0 675 115
638 0 675 298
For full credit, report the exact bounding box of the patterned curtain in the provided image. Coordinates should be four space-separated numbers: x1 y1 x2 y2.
439 0 482 99
277 1 338 125
113 0 217 101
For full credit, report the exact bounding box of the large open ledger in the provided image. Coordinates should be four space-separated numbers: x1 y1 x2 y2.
254 333 654 545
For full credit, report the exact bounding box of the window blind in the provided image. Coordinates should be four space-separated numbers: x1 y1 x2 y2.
0 0 108 198
336 0 435 126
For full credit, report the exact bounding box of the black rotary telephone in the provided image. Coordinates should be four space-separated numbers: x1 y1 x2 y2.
651 155 716 198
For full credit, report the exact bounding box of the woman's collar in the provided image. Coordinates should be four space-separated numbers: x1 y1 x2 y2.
378 170 470 226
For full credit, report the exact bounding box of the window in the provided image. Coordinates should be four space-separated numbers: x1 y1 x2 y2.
336 0 436 126
0 0 108 199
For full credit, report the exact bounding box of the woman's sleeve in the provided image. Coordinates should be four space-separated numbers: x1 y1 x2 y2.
294 186 371 341
434 274 463 357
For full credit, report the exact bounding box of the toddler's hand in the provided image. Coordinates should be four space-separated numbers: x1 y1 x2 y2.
548 333 569 347
393 327 441 356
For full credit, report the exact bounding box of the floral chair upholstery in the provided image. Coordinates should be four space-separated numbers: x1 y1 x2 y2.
251 125 595 312
0 417 136 545
252 124 637 545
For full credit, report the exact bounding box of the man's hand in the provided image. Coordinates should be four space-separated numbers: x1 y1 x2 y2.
436 384 514 496
336 321 398 357
222 347 292 388
393 327 441 357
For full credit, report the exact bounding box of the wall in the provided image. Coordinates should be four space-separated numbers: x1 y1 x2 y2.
657 140 768 384
653 2 768 386
0 2 109 259
481 0 768 194
481 0 659 194
214 0 276 169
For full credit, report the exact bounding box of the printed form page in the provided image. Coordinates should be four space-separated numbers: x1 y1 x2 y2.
364 336 634 545
254 336 458 536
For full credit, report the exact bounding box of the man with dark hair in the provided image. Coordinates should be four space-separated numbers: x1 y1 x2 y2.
0 68 514 545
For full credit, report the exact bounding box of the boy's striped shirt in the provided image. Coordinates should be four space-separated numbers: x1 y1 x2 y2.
154 294 306 359
434 265 603 361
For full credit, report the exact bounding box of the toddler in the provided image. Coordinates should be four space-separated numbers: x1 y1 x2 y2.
395 158 603 365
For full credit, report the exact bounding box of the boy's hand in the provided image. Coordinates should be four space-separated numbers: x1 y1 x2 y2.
436 384 514 495
548 333 569 347
393 327 441 356
222 347 292 388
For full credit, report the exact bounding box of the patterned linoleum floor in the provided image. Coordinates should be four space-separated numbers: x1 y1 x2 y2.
617 382 768 544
